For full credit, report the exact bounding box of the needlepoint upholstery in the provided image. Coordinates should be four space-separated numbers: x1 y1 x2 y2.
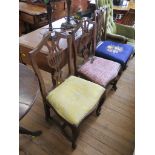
96 40 134 66
46 76 105 126
78 56 121 87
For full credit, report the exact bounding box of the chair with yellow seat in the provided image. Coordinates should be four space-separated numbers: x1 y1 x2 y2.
29 31 106 149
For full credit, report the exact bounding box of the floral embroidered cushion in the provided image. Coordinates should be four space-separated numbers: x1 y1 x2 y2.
78 56 121 87
96 41 134 66
46 76 105 126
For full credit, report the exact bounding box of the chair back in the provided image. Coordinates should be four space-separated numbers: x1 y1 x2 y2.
71 18 96 74
121 9 135 26
94 7 107 42
29 31 72 100
97 0 117 34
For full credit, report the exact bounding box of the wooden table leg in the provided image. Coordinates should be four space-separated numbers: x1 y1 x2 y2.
19 126 42 137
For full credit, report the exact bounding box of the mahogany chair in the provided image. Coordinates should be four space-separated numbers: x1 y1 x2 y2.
94 7 107 43
29 31 106 149
72 17 121 91
121 9 135 26
95 7 134 70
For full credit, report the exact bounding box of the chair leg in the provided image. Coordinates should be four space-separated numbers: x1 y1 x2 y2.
121 63 127 70
61 123 79 149
71 126 79 149
112 80 118 91
96 94 106 116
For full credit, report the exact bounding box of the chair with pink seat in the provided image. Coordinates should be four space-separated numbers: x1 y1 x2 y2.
72 17 122 90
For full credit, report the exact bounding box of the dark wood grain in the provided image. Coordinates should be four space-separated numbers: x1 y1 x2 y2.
19 63 39 120
19 63 42 136
121 9 135 26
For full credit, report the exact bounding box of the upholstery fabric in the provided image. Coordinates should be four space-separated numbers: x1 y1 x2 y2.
97 0 135 44
46 76 105 126
96 40 134 66
115 23 135 40
78 56 121 87
127 38 135 45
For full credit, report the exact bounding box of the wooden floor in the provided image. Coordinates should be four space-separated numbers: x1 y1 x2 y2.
20 56 135 155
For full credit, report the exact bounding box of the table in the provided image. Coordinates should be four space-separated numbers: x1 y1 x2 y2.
19 63 42 136
19 2 48 33
19 1 67 34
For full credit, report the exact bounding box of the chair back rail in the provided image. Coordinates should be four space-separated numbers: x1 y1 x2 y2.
95 7 107 42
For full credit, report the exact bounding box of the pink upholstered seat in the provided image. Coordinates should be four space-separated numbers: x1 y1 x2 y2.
78 56 121 87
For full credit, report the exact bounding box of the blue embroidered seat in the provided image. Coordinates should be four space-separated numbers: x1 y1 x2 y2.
95 40 134 69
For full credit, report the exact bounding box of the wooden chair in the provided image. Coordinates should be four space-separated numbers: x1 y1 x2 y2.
95 7 135 70
72 17 121 91
121 9 135 26
94 7 107 43
29 31 106 149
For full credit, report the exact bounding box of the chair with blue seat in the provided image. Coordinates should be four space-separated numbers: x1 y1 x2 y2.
95 7 134 69
29 31 106 149
96 40 134 69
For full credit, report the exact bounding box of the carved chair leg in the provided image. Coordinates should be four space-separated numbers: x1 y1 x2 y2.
71 126 79 149
61 123 79 149
96 95 106 116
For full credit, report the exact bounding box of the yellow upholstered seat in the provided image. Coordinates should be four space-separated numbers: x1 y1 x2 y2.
46 76 105 126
